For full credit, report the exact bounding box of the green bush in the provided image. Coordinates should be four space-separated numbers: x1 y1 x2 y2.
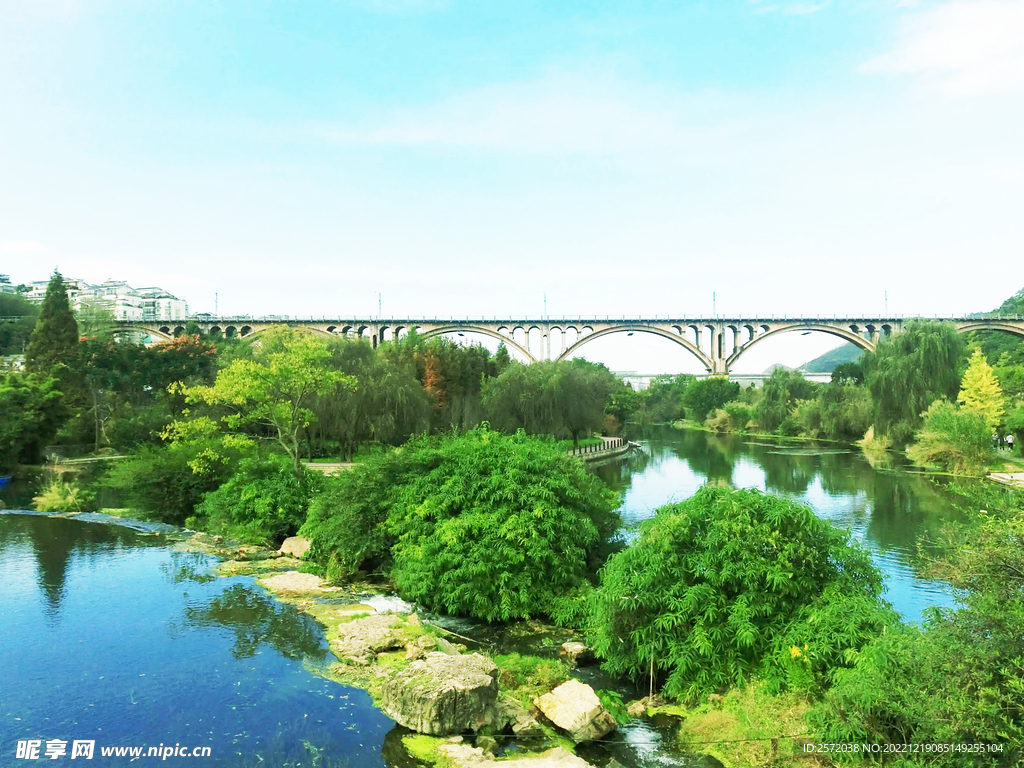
907 399 992 475
301 442 442 581
194 454 321 545
811 511 1024 765
385 428 621 622
101 435 249 525
33 479 95 513
589 486 889 702
682 378 741 423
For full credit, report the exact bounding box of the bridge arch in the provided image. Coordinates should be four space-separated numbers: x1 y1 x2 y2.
419 325 536 362
111 325 173 342
555 325 714 372
956 321 1024 340
727 323 874 370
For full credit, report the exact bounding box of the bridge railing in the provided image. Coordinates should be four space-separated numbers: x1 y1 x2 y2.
95 314 1024 325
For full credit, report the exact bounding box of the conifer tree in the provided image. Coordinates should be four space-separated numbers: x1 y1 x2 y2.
958 348 1004 430
25 272 79 373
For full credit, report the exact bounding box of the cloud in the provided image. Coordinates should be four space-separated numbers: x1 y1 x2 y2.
863 1 1024 94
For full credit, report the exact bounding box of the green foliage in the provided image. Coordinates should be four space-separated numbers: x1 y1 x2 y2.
493 653 570 708
33 479 95 513
634 374 696 424
483 359 620 446
194 454 321 545
25 272 79 374
958 348 1004 430
101 421 255 525
907 400 992 475
705 402 753 433
386 428 621 621
589 486 888 702
755 369 819 433
0 372 66 471
817 381 873 441
972 286 1024 366
312 339 430 461
830 361 865 385
301 442 441 581
595 689 630 724
0 292 39 356
811 507 1024 765
682 378 741 424
864 321 966 445
174 328 355 472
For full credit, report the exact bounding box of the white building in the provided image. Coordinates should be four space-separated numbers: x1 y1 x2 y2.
24 278 188 322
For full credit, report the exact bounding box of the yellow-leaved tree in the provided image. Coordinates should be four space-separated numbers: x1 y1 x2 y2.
957 348 1004 430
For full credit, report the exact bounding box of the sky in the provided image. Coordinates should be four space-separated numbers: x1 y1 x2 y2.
2 0 1022 373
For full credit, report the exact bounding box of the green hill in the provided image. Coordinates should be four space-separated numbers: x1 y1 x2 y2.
799 343 863 374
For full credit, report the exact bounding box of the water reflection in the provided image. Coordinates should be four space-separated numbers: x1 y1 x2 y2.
185 584 328 662
596 427 967 622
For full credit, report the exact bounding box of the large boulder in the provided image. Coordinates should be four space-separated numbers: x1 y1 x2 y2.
533 679 617 743
382 652 499 735
437 744 594 768
331 614 406 665
559 641 595 668
278 536 311 558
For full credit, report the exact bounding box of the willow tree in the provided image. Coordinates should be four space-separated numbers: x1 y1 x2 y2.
864 321 965 445
173 328 354 473
958 348 1004 430
25 271 79 374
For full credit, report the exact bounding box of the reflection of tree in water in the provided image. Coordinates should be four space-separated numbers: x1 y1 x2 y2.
757 446 819 495
591 445 651 497
662 428 737 485
185 584 328 661
0 514 145 621
862 472 963 556
161 551 217 584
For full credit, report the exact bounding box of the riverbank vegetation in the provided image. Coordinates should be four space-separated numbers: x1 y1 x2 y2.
5 273 1024 766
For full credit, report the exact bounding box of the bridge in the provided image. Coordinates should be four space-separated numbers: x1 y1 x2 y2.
111 315 1024 377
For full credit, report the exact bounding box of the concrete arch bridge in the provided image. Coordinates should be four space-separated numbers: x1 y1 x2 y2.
111 316 1024 378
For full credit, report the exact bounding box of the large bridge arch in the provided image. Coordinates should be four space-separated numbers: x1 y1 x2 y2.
111 325 173 342
726 323 874 371
419 325 536 362
956 321 1024 340
555 325 714 372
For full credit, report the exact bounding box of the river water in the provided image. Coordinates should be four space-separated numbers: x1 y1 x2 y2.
1 429 968 766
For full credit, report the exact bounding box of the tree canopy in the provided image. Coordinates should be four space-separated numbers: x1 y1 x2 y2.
25 272 79 374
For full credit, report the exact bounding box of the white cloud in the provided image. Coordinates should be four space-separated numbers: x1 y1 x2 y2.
863 1 1024 94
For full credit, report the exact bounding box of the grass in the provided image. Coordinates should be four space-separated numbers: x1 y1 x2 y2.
400 734 458 768
675 681 827 768
492 653 570 709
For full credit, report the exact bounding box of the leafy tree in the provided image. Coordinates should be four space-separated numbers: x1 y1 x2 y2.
193 453 321 544
755 369 817 433
385 429 621 621
817 382 872 441
0 293 39 356
636 374 696 423
972 285 1024 366
174 328 354 472
682 378 741 424
864 321 966 446
312 339 429 460
483 359 619 445
589 486 890 702
830 361 864 385
0 373 66 471
957 348 1004 430
907 400 992 475
25 272 79 374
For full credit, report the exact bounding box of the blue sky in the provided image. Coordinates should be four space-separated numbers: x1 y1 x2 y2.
2 1 1023 372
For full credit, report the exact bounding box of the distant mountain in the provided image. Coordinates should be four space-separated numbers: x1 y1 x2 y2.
799 343 863 374
761 363 793 375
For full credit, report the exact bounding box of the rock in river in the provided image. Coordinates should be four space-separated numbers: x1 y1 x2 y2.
278 536 311 558
382 652 499 735
332 613 406 665
534 679 617 743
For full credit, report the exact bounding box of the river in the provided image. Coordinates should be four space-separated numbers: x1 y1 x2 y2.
1 429 970 766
